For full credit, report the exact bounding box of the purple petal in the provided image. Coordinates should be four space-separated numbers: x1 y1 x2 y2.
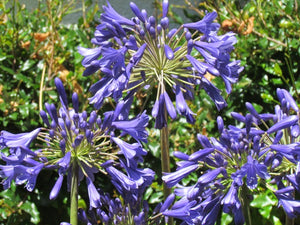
0 128 40 148
160 17 169 29
101 1 135 26
112 111 149 143
50 175 64 200
163 164 198 188
164 44 174 60
86 177 102 208
162 0 169 17
163 92 177 120
130 2 145 23
267 115 298 134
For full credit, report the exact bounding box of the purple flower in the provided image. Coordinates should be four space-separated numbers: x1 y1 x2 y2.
199 77 227 110
86 177 102 208
183 11 220 36
101 1 135 26
111 111 149 143
15 164 43 192
78 1 242 128
0 77 153 212
50 175 64 200
163 164 198 188
237 155 270 189
112 137 147 166
0 128 40 149
267 115 298 134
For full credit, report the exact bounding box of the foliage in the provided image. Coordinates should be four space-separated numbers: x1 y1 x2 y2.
176 0 300 113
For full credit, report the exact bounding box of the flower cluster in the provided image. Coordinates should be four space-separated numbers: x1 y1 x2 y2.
79 1 243 128
78 192 150 225
162 88 300 224
0 78 154 212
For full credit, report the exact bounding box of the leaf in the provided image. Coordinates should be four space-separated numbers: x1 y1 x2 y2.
272 215 282 225
261 93 274 103
21 59 35 71
148 191 163 204
15 73 32 84
148 142 160 158
221 212 233 225
250 192 276 208
20 201 40 224
0 65 15 75
8 112 18 120
144 187 153 200
274 63 282 76
259 205 272 219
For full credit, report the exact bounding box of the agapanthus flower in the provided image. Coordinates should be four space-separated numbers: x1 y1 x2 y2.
162 88 300 224
0 78 154 212
78 192 151 225
79 1 243 128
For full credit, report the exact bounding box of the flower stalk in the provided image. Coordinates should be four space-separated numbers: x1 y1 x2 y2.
70 159 78 225
241 183 252 225
160 107 171 200
285 215 294 225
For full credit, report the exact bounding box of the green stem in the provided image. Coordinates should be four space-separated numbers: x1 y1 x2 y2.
70 160 78 225
160 117 171 199
160 107 173 225
285 214 294 225
240 184 252 225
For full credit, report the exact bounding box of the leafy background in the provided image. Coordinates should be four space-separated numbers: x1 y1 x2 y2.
0 0 299 224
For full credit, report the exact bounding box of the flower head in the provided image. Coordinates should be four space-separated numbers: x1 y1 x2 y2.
79 1 243 128
162 88 300 223
0 78 153 210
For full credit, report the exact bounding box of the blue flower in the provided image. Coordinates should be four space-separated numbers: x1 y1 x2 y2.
0 128 40 149
183 11 220 36
79 1 243 128
163 164 198 188
111 111 149 143
237 155 270 189
0 77 153 211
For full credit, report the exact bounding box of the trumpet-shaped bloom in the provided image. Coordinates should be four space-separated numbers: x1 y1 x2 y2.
79 1 243 128
162 88 300 223
0 77 153 212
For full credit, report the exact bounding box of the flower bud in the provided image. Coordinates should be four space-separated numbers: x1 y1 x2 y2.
130 2 145 23
160 17 169 29
54 77 68 107
164 44 174 60
40 110 50 127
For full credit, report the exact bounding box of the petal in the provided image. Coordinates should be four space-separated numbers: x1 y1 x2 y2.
50 175 64 200
164 44 174 60
267 115 298 134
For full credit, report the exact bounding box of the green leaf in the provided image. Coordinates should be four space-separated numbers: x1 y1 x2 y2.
272 215 282 225
274 63 282 76
20 201 40 224
148 191 163 204
0 65 15 75
8 112 18 120
221 212 233 225
250 192 276 208
15 73 32 84
148 142 160 158
21 59 35 71
261 93 274 103
259 205 272 219
144 187 153 200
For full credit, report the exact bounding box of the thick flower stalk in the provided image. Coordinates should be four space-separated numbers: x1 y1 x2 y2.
78 0 243 129
162 88 300 224
0 78 153 225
